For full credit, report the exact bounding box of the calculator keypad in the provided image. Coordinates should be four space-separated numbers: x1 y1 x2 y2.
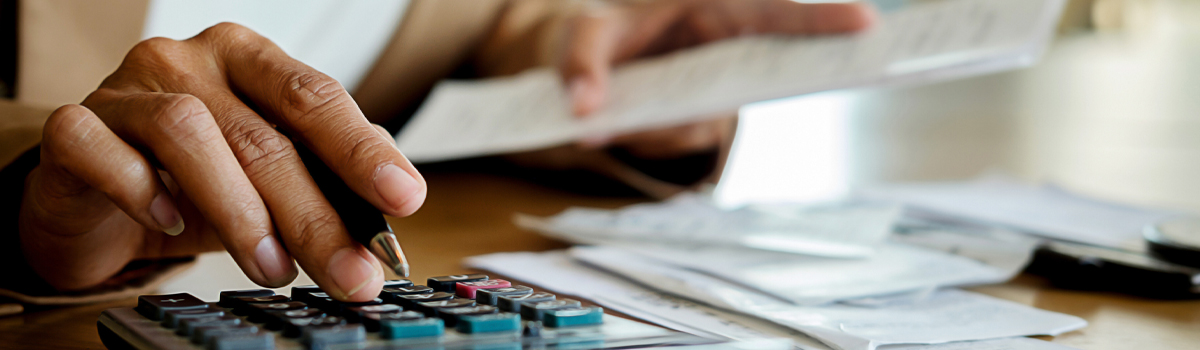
113 274 617 350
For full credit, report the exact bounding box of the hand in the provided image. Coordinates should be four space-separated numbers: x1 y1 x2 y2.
561 0 874 117
19 23 425 301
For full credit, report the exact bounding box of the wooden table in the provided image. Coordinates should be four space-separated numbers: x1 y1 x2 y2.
2 172 1199 349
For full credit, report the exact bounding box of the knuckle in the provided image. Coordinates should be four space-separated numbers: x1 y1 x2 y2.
288 203 343 251
197 22 261 47
281 71 346 119
42 105 95 157
227 122 296 175
151 94 216 143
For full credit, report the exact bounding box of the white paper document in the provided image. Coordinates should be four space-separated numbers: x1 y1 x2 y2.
860 176 1178 251
465 251 1085 350
396 0 1066 162
569 230 1037 306
517 192 899 258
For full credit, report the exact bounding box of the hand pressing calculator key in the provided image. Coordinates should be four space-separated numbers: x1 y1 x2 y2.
97 274 726 350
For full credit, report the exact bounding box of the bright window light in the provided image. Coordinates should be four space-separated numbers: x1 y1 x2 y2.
714 91 853 208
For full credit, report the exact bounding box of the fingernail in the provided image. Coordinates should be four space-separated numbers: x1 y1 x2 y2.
374 164 422 215
255 236 296 286
150 193 185 236
328 248 379 300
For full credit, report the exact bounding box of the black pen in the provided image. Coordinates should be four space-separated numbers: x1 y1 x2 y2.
293 141 410 278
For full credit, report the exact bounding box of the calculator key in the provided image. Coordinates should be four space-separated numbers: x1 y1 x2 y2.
496 292 555 313
382 279 415 288
361 311 424 332
438 305 499 327
282 316 349 338
137 293 208 320
427 274 488 292
543 307 604 328
301 324 365 350
380 285 434 303
456 313 521 334
264 309 325 331
523 321 545 337
345 303 403 323
218 289 274 308
248 301 308 322
290 285 323 303
318 298 383 316
232 295 291 315
177 315 242 337
379 318 444 339
416 298 475 317
191 324 258 345
209 332 275 350
395 292 454 308
476 286 533 306
520 299 582 321
455 279 512 299
161 306 224 329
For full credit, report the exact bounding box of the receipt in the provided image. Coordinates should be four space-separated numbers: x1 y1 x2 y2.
516 192 899 258
397 0 1066 162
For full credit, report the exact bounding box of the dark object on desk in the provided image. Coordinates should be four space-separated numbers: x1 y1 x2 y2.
292 141 409 277
1027 241 1200 299
98 273 723 350
1145 216 1200 269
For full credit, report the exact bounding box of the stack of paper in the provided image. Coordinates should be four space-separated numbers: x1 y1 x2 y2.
396 0 1067 163
859 176 1178 251
466 250 1086 350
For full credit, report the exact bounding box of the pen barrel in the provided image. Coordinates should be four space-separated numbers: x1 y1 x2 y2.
293 141 391 247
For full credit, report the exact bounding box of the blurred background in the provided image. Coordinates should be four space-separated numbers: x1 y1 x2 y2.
719 0 1200 212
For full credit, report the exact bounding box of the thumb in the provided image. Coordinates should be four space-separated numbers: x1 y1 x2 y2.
560 10 624 117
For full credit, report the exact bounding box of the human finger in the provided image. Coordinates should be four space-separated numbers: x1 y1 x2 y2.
84 90 282 288
195 23 426 219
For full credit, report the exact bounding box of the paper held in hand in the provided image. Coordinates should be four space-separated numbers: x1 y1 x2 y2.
396 0 1066 163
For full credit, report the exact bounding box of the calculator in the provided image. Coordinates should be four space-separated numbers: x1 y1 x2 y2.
97 274 724 350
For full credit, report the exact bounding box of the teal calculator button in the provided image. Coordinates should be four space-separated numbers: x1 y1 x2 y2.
543 307 604 328
379 318 445 339
455 313 521 334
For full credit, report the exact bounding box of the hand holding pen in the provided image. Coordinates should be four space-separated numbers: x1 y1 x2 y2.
18 23 424 301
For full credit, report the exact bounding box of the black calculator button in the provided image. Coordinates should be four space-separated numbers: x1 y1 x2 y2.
317 298 382 315
416 298 475 317
162 306 225 329
380 285 434 302
301 324 365 350
283 316 347 338
247 301 308 323
395 292 453 308
476 285 534 306
264 309 325 330
382 279 414 288
177 315 242 337
137 293 208 320
191 324 258 345
345 304 403 323
427 274 488 292
437 305 498 327
290 285 323 303
497 292 555 313
520 299 582 321
232 295 291 315
209 332 275 350
361 310 423 332
218 289 274 308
